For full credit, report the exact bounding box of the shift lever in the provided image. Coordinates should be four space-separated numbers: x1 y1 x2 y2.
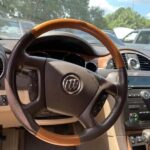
142 129 150 144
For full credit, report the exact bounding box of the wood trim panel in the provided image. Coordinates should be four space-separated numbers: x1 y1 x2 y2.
126 130 142 135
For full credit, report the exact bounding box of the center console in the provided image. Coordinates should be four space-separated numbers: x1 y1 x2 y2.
125 76 150 150
125 76 150 130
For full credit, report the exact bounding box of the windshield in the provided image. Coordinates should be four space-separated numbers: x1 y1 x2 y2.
52 28 124 46
0 18 35 39
0 0 150 43
0 19 22 39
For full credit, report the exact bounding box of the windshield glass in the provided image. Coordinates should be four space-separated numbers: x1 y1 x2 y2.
0 18 22 39
0 18 35 39
51 28 124 46
0 0 150 44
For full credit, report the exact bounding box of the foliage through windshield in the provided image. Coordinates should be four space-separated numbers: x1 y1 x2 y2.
0 0 150 41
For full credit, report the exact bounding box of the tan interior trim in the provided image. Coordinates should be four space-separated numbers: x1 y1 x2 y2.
31 18 124 69
36 127 80 146
126 136 132 150
98 55 111 68
36 117 77 126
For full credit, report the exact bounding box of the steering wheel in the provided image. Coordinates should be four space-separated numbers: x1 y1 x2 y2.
5 19 127 146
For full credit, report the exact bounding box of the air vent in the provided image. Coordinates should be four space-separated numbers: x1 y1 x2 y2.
108 53 150 71
122 53 128 69
112 53 127 69
137 55 150 71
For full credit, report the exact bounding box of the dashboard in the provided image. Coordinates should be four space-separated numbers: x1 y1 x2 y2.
97 49 150 149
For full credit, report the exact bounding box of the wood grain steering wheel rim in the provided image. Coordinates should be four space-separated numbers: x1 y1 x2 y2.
5 18 127 146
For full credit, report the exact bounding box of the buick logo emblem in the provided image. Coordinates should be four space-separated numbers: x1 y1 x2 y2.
62 74 81 95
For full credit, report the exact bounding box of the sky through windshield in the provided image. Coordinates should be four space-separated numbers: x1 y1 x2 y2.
90 0 150 18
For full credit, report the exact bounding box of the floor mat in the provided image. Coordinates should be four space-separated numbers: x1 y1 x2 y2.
2 128 19 150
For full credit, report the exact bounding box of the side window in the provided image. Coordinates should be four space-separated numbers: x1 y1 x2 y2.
136 31 150 44
123 31 138 43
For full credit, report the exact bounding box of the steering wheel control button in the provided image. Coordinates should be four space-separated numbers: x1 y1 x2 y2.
62 74 82 95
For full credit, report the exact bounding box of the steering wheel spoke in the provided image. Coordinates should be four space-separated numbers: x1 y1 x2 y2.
21 53 46 70
96 75 118 97
79 112 98 129
23 97 46 116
